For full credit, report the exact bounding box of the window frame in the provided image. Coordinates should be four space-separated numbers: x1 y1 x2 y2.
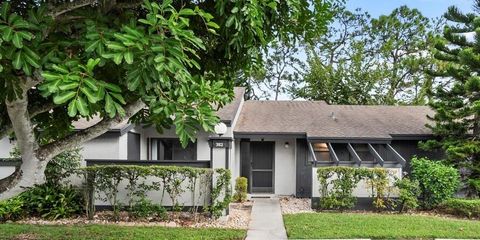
148 138 197 161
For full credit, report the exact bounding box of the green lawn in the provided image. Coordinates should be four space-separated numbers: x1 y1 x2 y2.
0 224 246 240
283 212 480 239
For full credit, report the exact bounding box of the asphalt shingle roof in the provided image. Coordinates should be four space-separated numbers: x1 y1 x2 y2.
234 100 434 139
216 87 245 125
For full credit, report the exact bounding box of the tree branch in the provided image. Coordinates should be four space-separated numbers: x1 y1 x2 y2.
115 0 144 9
36 99 145 161
49 0 144 18
49 0 98 18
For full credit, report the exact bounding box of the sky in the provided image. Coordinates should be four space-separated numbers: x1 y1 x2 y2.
346 0 473 18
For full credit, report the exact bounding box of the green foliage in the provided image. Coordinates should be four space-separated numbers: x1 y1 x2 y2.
131 198 168 220
439 198 480 218
3 148 82 221
394 177 420 212
44 148 82 185
411 157 460 209
207 168 232 218
233 177 248 203
316 167 392 210
19 184 83 220
294 5 438 105
83 165 230 219
362 168 395 210
424 1 480 197
0 197 24 222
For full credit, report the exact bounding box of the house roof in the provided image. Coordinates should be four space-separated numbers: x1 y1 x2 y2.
234 100 434 140
216 87 245 125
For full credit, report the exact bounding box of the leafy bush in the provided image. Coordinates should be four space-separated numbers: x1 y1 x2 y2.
45 148 82 185
0 197 25 222
317 167 361 210
467 179 480 196
394 177 420 212
411 157 460 209
131 198 168 220
362 168 395 211
316 167 392 210
83 165 231 219
233 177 248 203
439 198 480 218
20 184 83 220
207 168 232 218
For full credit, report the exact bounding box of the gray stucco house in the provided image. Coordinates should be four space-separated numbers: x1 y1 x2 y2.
0 87 442 202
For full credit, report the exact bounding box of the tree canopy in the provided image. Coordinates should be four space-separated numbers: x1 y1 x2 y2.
0 0 333 199
291 5 439 105
423 0 480 196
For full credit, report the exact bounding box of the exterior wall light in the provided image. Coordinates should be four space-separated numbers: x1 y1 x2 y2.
285 142 289 148
214 122 227 136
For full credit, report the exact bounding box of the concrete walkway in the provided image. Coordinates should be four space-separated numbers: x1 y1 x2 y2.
246 198 288 240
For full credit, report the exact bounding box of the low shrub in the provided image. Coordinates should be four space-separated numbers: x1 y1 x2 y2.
233 177 248 203
394 177 420 212
411 157 460 209
45 148 82 185
439 198 480 218
363 168 395 211
317 167 361 210
0 197 25 222
316 167 392 210
20 184 83 220
131 198 168 220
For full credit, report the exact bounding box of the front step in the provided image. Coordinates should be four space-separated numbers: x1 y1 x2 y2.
248 194 275 199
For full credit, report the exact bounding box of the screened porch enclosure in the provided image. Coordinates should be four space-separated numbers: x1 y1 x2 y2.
308 141 407 167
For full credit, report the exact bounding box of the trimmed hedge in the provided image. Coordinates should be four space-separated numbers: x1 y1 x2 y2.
439 198 480 218
82 165 231 219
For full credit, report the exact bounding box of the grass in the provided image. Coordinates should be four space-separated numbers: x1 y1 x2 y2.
0 224 246 240
283 212 480 239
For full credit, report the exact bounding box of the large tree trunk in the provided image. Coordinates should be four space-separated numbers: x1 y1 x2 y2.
1 81 47 199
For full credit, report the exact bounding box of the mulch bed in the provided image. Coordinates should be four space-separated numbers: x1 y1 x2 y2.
15 202 253 229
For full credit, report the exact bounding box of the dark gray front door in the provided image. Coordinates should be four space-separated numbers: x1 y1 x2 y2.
250 141 274 193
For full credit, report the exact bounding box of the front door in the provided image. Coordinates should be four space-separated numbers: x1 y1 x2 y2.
250 141 274 193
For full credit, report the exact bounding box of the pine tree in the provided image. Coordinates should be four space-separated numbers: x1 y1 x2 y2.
425 1 480 197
